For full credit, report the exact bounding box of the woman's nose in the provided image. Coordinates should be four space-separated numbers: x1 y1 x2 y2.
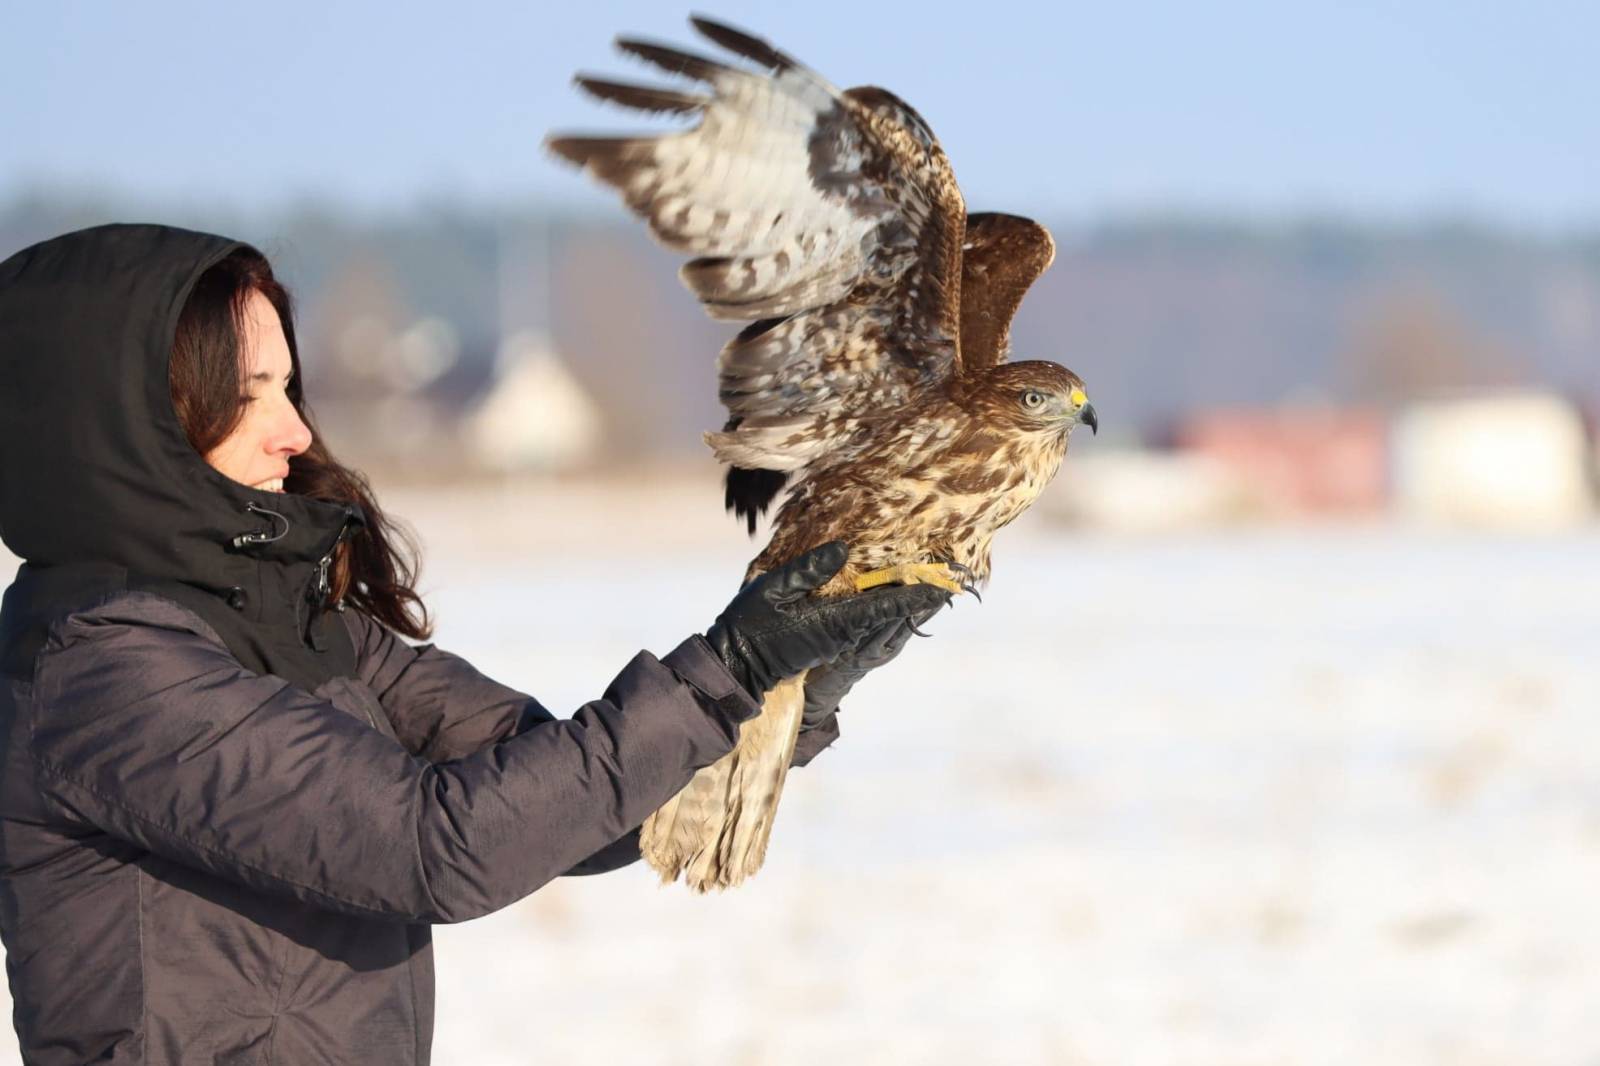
274 404 314 457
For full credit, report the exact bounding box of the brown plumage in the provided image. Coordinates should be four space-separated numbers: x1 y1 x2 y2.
550 16 1094 891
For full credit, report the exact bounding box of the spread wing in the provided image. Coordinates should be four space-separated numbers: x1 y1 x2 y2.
958 213 1056 370
547 16 967 473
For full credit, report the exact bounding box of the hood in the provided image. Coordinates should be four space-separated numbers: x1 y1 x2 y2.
0 223 358 650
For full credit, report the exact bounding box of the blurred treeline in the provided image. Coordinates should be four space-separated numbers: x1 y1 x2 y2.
3 193 1596 478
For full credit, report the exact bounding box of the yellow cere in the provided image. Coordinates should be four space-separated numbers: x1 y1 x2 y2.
1070 387 1088 407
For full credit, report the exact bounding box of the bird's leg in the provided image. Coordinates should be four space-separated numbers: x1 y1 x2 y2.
852 559 975 599
852 562 963 595
854 558 980 637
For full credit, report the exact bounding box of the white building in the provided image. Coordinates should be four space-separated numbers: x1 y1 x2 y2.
467 330 601 472
1392 391 1594 529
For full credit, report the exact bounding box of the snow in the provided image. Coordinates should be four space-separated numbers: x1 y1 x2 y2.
1 485 1597 1065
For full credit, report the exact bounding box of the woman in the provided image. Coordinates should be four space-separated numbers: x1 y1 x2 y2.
0 223 946 1065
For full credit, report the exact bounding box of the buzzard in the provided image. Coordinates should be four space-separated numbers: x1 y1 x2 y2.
549 16 1095 891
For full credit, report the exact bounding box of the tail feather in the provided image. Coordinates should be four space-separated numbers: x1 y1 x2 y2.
716 678 804 880
642 673 807 891
640 754 730 883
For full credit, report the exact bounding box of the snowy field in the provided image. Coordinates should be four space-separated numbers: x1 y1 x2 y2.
2 480 1598 1065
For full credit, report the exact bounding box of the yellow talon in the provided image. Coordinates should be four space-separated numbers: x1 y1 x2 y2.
853 562 967 596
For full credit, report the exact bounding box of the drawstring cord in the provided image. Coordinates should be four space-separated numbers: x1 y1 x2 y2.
230 502 290 549
223 502 360 651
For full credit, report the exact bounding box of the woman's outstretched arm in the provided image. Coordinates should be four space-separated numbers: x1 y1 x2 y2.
28 593 756 923
343 608 672 875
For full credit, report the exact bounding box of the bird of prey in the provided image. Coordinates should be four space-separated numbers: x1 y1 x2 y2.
549 16 1096 891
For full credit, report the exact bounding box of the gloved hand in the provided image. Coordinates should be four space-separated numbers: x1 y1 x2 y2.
799 593 945 731
703 540 951 702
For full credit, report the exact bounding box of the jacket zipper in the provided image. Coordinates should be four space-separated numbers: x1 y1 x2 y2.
303 507 357 649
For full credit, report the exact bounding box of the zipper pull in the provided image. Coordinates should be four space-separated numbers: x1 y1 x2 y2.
308 506 358 606
304 508 357 650
309 553 333 605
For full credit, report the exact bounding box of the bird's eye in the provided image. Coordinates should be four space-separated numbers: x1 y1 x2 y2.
1020 390 1046 410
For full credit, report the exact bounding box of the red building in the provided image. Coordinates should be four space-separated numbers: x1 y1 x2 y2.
1173 408 1389 517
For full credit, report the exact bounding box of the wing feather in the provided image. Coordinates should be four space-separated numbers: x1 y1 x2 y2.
549 16 968 473
614 37 747 83
687 14 802 71
958 213 1056 369
573 76 708 115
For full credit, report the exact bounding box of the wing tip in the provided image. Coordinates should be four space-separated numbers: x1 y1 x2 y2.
723 465 790 536
573 75 707 115
688 14 796 72
543 135 588 168
615 36 731 82
543 134 654 176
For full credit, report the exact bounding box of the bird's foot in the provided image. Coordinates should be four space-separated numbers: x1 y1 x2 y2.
853 560 978 600
942 560 982 601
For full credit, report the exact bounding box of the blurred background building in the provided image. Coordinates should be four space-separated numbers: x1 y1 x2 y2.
3 198 1594 530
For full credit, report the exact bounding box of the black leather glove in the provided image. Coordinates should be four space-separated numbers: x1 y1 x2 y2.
703 541 951 702
800 593 944 730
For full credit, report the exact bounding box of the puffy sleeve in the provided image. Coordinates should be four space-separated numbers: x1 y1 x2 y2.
345 608 706 874
27 593 758 923
346 604 839 770
343 607 561 763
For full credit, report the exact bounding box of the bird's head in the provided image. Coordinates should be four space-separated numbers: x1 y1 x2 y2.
971 361 1097 439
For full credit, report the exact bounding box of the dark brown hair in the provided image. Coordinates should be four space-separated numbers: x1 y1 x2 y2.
170 248 432 639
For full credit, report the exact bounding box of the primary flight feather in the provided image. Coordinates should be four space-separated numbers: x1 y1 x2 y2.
550 15 1095 891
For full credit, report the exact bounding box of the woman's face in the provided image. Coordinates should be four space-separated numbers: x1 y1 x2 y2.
203 290 313 492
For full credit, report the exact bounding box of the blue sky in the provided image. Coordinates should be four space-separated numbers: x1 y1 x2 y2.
4 0 1596 228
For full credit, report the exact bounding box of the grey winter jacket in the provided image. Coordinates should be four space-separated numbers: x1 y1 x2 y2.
0 223 778 1065
2 590 753 1065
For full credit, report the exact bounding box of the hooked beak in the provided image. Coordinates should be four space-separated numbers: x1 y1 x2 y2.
1078 402 1098 436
